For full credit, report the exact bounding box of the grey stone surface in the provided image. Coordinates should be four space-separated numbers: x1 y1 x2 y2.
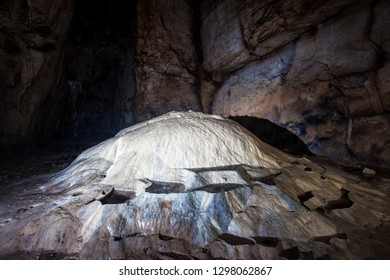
1 112 389 259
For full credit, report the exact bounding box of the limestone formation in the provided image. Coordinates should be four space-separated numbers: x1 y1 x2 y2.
205 0 390 167
134 0 202 122
0 112 389 259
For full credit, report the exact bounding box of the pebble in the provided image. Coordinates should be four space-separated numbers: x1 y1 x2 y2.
362 167 376 176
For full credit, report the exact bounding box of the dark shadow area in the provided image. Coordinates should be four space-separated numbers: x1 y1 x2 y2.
0 138 103 190
67 0 135 43
54 0 137 141
218 233 255 245
279 246 300 260
312 233 347 244
323 188 354 212
99 189 136 205
145 181 186 194
0 1 138 190
230 116 313 156
252 236 279 247
192 184 245 193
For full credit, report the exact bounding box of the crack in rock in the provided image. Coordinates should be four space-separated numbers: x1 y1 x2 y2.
312 233 347 244
218 233 255 245
297 191 314 209
252 236 279 247
145 181 186 194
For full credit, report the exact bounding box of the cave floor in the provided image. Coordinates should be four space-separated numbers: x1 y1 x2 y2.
0 137 110 191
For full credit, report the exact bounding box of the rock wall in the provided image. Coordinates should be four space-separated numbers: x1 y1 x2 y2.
57 0 136 139
1 0 389 168
134 0 202 122
0 0 137 145
201 0 390 167
0 0 74 147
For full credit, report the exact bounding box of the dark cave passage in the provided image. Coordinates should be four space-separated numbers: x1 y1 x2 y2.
0 1 139 188
53 0 137 141
230 116 313 156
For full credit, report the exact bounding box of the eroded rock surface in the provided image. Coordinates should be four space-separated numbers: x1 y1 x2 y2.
134 0 202 122
0 112 389 259
205 0 390 167
0 0 74 147
0 0 137 146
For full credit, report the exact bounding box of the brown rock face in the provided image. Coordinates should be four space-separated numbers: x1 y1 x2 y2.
203 0 390 167
134 0 390 167
0 0 74 147
347 115 390 165
134 0 202 122
58 0 136 138
0 0 137 146
200 0 358 75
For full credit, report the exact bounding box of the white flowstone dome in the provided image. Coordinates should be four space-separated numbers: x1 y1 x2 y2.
1 111 387 260
63 111 293 186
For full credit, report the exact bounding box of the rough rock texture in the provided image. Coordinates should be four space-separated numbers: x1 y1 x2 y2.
57 0 136 138
134 0 202 122
1 112 389 259
0 0 74 147
203 0 390 167
0 0 136 146
1 0 389 169
59 41 135 138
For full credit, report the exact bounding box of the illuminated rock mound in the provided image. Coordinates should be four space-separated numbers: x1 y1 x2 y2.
0 112 389 259
63 111 293 187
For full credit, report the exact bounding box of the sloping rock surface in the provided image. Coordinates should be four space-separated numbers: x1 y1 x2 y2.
0 112 389 259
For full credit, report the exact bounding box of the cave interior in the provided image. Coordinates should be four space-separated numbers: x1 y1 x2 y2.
0 0 389 260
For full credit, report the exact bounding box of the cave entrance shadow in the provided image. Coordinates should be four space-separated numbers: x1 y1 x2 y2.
230 116 313 156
